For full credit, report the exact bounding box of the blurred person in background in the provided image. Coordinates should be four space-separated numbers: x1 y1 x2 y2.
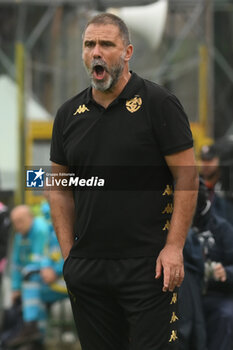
199 144 220 196
5 205 67 350
214 136 233 226
179 178 233 350
178 178 208 350
50 12 198 350
200 141 233 226
40 194 68 296
0 202 10 284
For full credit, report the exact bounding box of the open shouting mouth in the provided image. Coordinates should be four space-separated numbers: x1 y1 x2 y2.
92 61 108 80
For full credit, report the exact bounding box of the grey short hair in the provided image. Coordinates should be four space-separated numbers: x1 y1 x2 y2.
83 13 131 46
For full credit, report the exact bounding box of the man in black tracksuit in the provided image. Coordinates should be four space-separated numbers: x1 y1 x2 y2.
49 13 198 350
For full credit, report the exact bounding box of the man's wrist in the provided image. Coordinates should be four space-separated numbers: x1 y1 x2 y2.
165 239 184 250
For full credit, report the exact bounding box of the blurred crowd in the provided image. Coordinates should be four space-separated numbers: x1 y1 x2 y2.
0 195 68 350
179 135 233 350
0 136 233 350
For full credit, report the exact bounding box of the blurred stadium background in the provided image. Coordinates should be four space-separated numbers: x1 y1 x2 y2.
0 0 232 206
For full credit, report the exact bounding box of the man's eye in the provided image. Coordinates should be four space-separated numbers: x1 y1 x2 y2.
85 42 95 48
102 42 113 47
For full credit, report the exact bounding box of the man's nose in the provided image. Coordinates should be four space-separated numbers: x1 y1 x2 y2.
92 44 102 58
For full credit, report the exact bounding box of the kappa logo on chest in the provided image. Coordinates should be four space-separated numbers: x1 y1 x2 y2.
126 95 142 114
73 104 90 115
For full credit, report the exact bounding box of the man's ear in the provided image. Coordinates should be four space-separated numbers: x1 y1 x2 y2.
124 44 133 62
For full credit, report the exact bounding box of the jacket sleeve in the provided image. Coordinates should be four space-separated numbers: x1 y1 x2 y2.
11 234 23 291
22 219 50 275
225 266 233 284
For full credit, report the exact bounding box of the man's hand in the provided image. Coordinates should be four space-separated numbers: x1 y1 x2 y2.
155 244 184 292
40 267 57 284
213 263 227 282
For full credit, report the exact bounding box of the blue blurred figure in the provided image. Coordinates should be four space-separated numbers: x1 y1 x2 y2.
7 205 67 350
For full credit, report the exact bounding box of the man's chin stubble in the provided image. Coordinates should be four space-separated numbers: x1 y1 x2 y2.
91 77 114 92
